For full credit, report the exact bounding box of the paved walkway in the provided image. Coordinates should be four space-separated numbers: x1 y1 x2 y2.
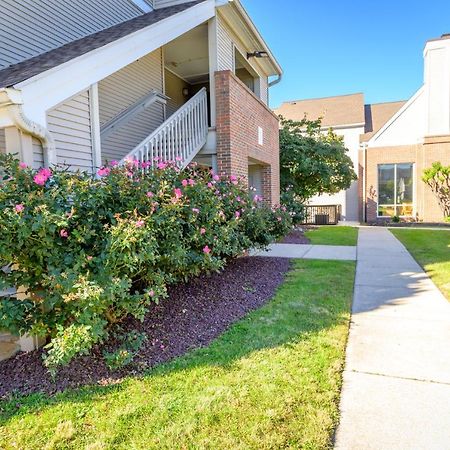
335 227 450 450
251 243 356 261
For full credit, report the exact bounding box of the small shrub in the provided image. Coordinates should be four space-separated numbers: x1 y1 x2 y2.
0 154 291 371
103 330 147 371
391 215 400 223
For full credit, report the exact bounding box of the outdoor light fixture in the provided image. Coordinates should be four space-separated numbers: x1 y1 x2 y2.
182 88 189 97
247 51 268 59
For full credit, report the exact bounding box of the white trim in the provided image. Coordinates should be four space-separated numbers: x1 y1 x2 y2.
15 0 216 127
208 16 218 127
89 84 102 172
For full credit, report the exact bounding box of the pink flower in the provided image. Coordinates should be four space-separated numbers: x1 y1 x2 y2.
110 160 119 167
236 196 241 202
40 168 52 179
175 156 183 162
253 195 262 203
97 167 111 177
60 229 68 238
230 175 238 182
188 179 195 186
277 217 282 222
19 162 27 169
174 188 183 200
203 245 211 254
135 220 145 228
157 162 167 170
182 179 188 187
235 211 241 218
33 173 47 186
200 228 206 235
87 256 93 261
213 175 220 181
149 290 155 297
146 192 154 198
207 182 213 188
192 208 200 214
15 204 25 213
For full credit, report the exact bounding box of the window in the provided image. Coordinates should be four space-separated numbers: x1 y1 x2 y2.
378 163 414 217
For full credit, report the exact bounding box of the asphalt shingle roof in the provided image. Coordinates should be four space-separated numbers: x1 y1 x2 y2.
0 1 203 88
274 93 366 128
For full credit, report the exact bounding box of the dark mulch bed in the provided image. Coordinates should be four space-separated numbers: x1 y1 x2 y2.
280 227 314 244
0 257 291 399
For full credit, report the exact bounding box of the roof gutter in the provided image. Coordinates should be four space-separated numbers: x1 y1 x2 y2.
0 88 56 166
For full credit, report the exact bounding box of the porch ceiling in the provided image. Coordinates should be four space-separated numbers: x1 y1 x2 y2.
164 24 209 84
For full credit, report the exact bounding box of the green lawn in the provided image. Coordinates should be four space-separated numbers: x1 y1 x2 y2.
0 260 355 450
305 226 359 246
391 229 450 301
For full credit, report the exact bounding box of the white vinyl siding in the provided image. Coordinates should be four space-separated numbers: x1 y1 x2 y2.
217 16 234 71
32 137 44 169
47 91 94 173
0 129 5 154
0 0 144 70
259 77 269 105
99 50 164 162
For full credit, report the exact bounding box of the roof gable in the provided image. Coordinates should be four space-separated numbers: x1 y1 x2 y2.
360 101 407 142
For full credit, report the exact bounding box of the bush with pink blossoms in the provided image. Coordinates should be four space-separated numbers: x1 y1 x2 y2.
0 153 291 371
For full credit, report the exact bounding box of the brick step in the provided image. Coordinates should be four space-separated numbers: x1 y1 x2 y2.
0 332 18 343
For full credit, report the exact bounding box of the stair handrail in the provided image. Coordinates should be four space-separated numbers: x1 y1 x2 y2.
120 87 208 168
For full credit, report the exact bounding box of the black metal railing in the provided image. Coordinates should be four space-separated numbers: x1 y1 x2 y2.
301 205 341 225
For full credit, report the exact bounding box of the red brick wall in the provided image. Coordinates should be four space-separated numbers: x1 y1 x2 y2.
215 70 280 205
359 137 450 223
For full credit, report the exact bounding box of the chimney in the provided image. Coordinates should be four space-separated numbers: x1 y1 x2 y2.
423 34 450 136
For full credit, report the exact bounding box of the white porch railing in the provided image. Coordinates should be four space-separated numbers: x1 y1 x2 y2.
120 87 208 169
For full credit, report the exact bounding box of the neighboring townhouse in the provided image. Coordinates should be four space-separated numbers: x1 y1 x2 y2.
275 93 367 222
361 34 450 223
0 0 282 207
276 34 450 224
0 0 282 357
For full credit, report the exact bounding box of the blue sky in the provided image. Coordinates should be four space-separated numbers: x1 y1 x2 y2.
241 0 450 108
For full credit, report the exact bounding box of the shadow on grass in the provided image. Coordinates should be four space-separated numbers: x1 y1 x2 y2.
0 260 355 432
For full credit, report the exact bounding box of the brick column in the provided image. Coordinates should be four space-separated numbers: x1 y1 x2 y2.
215 70 281 205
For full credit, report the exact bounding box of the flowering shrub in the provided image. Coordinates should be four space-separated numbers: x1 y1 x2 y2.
0 154 291 372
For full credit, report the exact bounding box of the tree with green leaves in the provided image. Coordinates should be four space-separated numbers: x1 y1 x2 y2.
422 162 450 219
279 117 357 205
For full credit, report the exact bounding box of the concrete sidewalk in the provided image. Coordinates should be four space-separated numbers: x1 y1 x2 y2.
251 243 356 261
335 227 450 450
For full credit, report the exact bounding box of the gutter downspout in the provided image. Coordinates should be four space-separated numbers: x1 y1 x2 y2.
0 88 56 167
269 73 282 88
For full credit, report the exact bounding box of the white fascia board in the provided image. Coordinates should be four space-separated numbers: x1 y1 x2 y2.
15 0 216 125
366 86 425 146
